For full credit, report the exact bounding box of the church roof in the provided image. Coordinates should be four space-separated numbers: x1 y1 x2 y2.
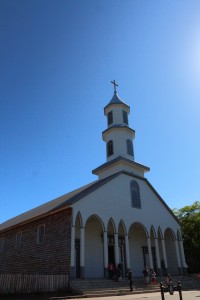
104 92 130 110
0 171 180 232
92 156 150 175
0 173 120 232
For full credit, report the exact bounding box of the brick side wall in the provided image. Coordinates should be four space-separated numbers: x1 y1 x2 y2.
0 208 72 274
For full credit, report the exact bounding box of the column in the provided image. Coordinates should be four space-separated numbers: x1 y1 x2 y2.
80 226 85 278
114 233 119 266
147 237 153 270
103 231 108 278
125 234 131 271
154 238 161 276
161 238 168 275
179 239 187 274
70 226 75 278
174 239 181 274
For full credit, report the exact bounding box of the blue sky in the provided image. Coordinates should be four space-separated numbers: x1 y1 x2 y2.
1 0 200 223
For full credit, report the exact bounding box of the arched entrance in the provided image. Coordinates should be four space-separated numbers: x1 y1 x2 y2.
129 222 148 276
85 215 104 278
164 228 177 275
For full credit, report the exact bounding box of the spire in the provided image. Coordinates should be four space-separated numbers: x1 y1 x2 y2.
105 80 129 110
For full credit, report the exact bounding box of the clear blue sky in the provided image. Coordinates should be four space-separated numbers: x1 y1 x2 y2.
1 0 200 224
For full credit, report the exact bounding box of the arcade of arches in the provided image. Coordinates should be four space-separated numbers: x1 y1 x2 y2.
70 213 186 278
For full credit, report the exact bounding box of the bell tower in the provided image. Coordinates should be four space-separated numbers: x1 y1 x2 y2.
92 81 150 180
103 80 135 162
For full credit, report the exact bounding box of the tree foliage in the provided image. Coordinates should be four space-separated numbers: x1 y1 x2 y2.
173 201 200 273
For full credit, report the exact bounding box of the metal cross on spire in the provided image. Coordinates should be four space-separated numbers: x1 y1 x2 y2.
111 80 118 93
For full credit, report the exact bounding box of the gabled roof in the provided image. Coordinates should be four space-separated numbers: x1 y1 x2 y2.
0 172 121 232
0 170 180 232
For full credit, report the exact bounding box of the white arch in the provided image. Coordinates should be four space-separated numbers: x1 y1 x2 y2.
85 214 105 232
150 225 157 239
129 221 149 238
107 217 116 233
75 211 83 227
118 219 127 235
164 227 176 240
158 226 164 240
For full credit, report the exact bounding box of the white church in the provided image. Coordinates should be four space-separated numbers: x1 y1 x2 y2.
70 81 187 278
0 81 187 280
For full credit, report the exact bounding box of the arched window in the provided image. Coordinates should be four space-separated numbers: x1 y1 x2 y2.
107 140 114 157
107 111 113 126
126 139 134 157
123 110 128 125
130 180 141 208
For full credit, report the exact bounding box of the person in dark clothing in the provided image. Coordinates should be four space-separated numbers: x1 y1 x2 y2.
142 267 149 285
108 262 115 279
127 271 133 291
161 259 166 276
116 264 121 281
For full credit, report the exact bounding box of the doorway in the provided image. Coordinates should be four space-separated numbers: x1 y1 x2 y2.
108 245 115 265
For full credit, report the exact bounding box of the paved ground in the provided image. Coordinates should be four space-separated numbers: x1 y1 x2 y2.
1 290 200 300
94 290 200 300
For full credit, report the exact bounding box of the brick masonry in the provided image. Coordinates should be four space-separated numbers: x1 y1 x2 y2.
0 208 72 275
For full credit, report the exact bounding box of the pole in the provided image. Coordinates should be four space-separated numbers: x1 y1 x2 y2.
160 282 165 300
178 281 183 300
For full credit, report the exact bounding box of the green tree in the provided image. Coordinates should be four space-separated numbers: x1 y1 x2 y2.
173 201 200 273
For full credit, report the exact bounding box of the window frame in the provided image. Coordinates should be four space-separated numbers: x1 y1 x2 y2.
122 110 128 125
0 238 4 252
37 224 45 244
107 140 114 157
107 111 113 126
126 139 134 157
130 180 141 209
16 231 22 249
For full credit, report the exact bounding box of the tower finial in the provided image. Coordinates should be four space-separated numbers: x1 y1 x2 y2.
111 80 118 93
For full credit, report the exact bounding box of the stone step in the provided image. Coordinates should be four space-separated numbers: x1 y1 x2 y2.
69 275 200 298
81 287 161 298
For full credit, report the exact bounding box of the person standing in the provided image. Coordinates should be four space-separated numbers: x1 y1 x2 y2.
161 259 166 276
151 269 156 286
108 262 115 279
143 266 149 285
127 271 133 291
116 263 121 281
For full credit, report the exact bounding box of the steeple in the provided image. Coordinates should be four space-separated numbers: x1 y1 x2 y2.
103 81 135 162
92 81 150 180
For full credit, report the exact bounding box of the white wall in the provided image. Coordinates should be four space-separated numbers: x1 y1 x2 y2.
72 172 180 277
73 173 179 235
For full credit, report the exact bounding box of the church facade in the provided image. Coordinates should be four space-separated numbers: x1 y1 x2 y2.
0 83 187 279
